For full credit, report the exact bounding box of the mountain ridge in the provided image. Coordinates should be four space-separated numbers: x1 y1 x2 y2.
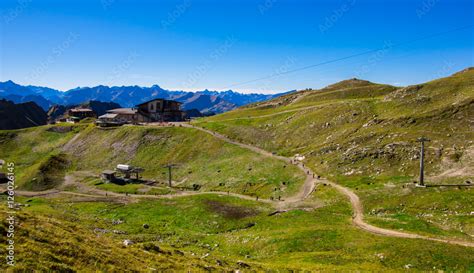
0 99 48 129
0 81 291 114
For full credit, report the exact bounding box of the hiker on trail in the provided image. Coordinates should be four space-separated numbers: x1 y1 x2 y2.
256 196 259 201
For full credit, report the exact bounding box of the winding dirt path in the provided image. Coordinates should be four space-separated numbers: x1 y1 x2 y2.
10 123 474 248
328 182 474 247
14 186 275 204
177 123 318 205
180 123 474 248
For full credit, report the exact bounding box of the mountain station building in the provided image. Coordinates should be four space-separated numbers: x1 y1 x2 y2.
97 98 185 126
136 98 184 122
68 108 96 122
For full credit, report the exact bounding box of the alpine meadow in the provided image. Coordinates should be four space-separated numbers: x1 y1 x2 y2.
1 0 473 271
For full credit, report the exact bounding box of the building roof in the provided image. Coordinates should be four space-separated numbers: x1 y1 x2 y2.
98 113 118 119
69 108 93 112
107 108 137 115
102 170 116 175
136 98 181 107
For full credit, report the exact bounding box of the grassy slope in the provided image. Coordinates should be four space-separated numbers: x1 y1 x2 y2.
65 125 304 198
0 124 82 191
0 200 230 271
194 68 474 240
1 69 473 271
0 123 303 271
0 124 304 198
5 187 473 271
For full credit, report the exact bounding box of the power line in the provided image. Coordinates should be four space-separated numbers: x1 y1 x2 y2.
223 25 474 89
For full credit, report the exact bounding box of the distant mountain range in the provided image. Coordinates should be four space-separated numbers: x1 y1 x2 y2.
47 100 122 121
0 99 47 130
0 80 293 114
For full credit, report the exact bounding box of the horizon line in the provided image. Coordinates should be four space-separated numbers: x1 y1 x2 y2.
1 65 471 94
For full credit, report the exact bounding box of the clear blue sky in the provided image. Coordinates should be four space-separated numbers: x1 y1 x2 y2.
0 0 473 93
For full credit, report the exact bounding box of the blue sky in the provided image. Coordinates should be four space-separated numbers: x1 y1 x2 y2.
0 0 473 93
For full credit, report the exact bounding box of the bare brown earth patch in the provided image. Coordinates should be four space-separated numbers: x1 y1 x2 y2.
205 200 259 219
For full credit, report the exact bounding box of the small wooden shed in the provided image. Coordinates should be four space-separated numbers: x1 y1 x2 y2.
101 170 116 182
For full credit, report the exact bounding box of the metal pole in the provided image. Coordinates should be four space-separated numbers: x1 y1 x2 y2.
417 137 430 186
168 166 172 187
419 141 425 186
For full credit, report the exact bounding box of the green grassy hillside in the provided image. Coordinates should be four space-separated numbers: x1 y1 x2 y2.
0 200 231 271
2 186 473 271
65 125 305 198
0 125 81 190
1 69 473 271
194 68 474 240
0 124 304 198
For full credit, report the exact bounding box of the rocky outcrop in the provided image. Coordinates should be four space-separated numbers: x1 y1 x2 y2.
0 99 47 129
